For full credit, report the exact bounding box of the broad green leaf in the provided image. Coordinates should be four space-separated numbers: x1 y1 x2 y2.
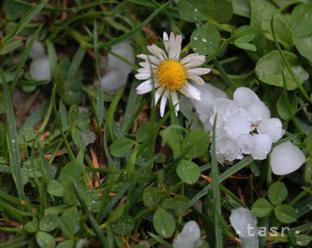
47 180 64 197
294 35 312 63
191 24 221 55
36 231 56 248
268 181 288 205
276 93 297 120
274 205 297 223
3 0 31 20
291 4 312 38
184 129 209 159
143 187 166 208
153 208 175 238
232 0 250 18
110 137 135 157
39 214 60 232
176 160 201 185
160 125 184 158
255 50 309 90
24 218 38 233
56 240 74 248
204 0 233 23
294 235 312 247
111 215 135 235
252 198 272 217
178 0 206 22
58 161 84 186
60 207 81 238
250 0 276 33
161 195 189 215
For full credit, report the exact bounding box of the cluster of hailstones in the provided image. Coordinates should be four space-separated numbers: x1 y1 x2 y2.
29 33 305 175
135 32 306 175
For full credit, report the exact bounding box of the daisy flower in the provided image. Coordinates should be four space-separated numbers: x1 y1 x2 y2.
135 32 211 117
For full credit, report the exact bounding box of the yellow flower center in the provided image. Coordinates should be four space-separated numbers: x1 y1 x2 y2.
156 59 187 90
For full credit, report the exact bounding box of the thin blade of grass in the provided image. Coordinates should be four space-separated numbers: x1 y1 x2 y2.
1 71 25 200
73 182 107 246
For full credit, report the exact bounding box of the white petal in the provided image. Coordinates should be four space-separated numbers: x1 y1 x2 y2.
182 54 206 68
180 82 201 101
100 70 128 93
188 68 211 76
171 91 179 114
251 134 272 160
147 44 167 60
160 90 169 117
188 75 205 85
29 56 51 81
271 142 306 175
168 33 182 60
30 41 46 59
163 32 169 51
154 87 164 105
136 80 153 94
258 118 284 143
135 71 151 80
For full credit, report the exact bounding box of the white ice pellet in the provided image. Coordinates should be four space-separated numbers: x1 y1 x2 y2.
271 141 306 175
29 56 51 81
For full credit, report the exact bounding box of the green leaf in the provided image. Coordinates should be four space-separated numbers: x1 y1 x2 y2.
161 195 189 216
252 198 272 217
58 161 84 186
111 215 135 235
153 208 176 238
56 240 74 248
232 0 250 18
47 180 65 197
3 0 31 20
110 137 135 157
178 0 206 22
59 207 81 238
294 235 312 247
183 130 209 159
291 4 312 38
191 24 221 55
203 0 233 23
294 35 312 63
274 205 297 224
176 160 201 185
160 125 184 158
39 214 60 232
276 93 297 120
179 0 233 23
143 187 166 208
268 181 288 205
36 231 56 248
24 218 38 233
250 0 276 33
255 50 309 90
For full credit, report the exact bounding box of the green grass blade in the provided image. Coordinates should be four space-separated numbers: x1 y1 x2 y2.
1 71 25 200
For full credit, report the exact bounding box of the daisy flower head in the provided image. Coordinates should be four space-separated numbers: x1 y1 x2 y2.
135 32 211 117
